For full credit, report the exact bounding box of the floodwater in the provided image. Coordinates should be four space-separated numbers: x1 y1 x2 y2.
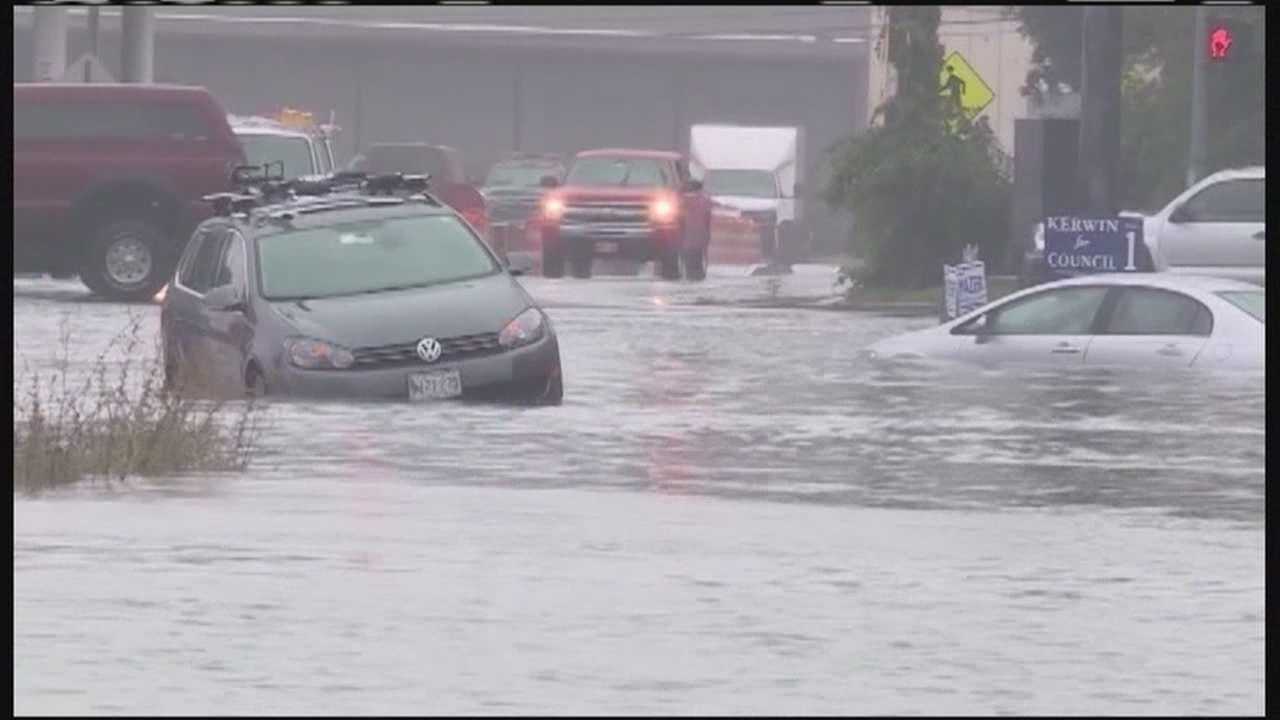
12 268 1265 715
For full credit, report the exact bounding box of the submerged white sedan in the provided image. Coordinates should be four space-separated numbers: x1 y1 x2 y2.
865 274 1264 370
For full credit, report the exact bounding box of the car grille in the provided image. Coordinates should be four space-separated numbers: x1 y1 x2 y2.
351 332 503 369
741 210 778 226
562 201 650 225
488 199 541 223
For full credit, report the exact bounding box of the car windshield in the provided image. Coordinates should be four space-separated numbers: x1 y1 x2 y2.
703 169 778 198
485 164 558 188
1216 291 1265 322
566 157 669 187
237 134 315 179
256 215 499 300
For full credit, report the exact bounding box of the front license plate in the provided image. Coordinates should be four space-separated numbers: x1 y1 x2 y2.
596 241 620 254
408 369 463 402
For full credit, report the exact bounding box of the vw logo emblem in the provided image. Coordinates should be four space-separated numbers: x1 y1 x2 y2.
416 337 442 363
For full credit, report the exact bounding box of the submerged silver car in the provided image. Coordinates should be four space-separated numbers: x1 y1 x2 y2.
160 183 563 404
866 274 1264 371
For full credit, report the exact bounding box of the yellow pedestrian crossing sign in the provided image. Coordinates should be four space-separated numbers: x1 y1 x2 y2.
939 50 994 118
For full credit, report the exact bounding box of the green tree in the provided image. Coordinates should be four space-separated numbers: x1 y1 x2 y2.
824 8 1011 289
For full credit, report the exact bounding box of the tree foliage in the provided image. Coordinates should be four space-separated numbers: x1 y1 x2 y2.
823 8 1011 289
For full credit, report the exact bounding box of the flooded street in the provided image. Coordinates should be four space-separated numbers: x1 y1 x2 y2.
13 269 1265 715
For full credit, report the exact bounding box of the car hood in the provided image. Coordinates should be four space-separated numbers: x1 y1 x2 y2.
270 272 531 348
552 185 667 201
711 196 780 213
482 187 544 202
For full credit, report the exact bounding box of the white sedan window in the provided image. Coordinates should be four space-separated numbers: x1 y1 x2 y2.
1104 288 1213 336
987 287 1109 335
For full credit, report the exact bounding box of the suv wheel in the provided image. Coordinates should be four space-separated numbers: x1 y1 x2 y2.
80 218 171 302
569 240 593 279
682 246 707 281
657 244 681 280
542 239 566 278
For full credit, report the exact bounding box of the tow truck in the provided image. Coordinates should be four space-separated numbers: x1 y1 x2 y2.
229 107 340 179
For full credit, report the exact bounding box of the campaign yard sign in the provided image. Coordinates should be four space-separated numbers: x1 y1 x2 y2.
1043 215 1143 276
943 261 987 321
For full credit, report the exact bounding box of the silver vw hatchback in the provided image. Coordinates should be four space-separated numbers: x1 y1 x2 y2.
160 182 562 405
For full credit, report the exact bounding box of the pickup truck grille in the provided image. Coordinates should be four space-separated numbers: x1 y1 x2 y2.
562 201 650 225
352 332 503 369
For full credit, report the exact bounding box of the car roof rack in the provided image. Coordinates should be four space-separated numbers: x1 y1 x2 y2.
211 165 443 217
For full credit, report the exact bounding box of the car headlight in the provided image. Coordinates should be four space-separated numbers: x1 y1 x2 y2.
284 337 355 370
499 308 546 349
650 196 679 224
542 196 565 221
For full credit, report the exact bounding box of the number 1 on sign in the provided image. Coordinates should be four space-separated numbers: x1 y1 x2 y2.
1125 231 1138 271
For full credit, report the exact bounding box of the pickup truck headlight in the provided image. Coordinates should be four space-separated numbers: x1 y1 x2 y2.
285 337 355 370
650 196 679 224
499 308 546 349
542 197 565 221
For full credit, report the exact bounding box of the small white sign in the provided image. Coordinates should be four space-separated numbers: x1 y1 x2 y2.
943 260 988 320
60 53 115 84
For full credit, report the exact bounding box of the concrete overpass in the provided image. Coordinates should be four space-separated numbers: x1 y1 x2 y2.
14 6 873 253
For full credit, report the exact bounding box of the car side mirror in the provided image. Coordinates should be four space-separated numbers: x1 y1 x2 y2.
539 175 560 189
205 285 245 313
683 179 703 193
972 315 994 344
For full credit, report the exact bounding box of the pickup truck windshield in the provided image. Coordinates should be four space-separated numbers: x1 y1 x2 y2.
237 134 315 180
566 157 669 188
703 169 778 199
257 215 499 300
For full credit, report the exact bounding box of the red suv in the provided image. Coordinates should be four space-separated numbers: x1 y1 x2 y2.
348 143 489 240
14 84 245 301
538 149 713 280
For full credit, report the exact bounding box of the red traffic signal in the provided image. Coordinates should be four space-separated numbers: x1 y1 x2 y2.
1208 25 1234 61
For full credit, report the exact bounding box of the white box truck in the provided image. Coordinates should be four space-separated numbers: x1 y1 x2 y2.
689 124 804 261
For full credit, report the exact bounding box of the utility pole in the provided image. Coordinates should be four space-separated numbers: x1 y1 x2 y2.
121 6 154 84
86 6 101 82
32 6 68 82
1187 6 1208 188
1077 6 1123 216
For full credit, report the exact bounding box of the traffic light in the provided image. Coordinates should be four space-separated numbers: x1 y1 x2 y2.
1207 16 1255 63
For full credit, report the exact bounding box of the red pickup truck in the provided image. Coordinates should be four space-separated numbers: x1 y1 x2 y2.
537 149 714 281
14 84 245 301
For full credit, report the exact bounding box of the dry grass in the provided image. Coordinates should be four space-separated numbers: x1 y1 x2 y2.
13 314 263 494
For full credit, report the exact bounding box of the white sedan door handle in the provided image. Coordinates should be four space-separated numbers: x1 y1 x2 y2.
1051 342 1081 355
1158 344 1184 357
1253 231 1265 241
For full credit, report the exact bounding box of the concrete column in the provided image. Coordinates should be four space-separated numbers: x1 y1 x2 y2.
121 6 155 84
88 7 101 57
512 67 524 152
32 6 68 82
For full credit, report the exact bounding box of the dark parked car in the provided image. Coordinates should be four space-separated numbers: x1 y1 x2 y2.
14 83 245 301
160 174 562 405
481 153 566 225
